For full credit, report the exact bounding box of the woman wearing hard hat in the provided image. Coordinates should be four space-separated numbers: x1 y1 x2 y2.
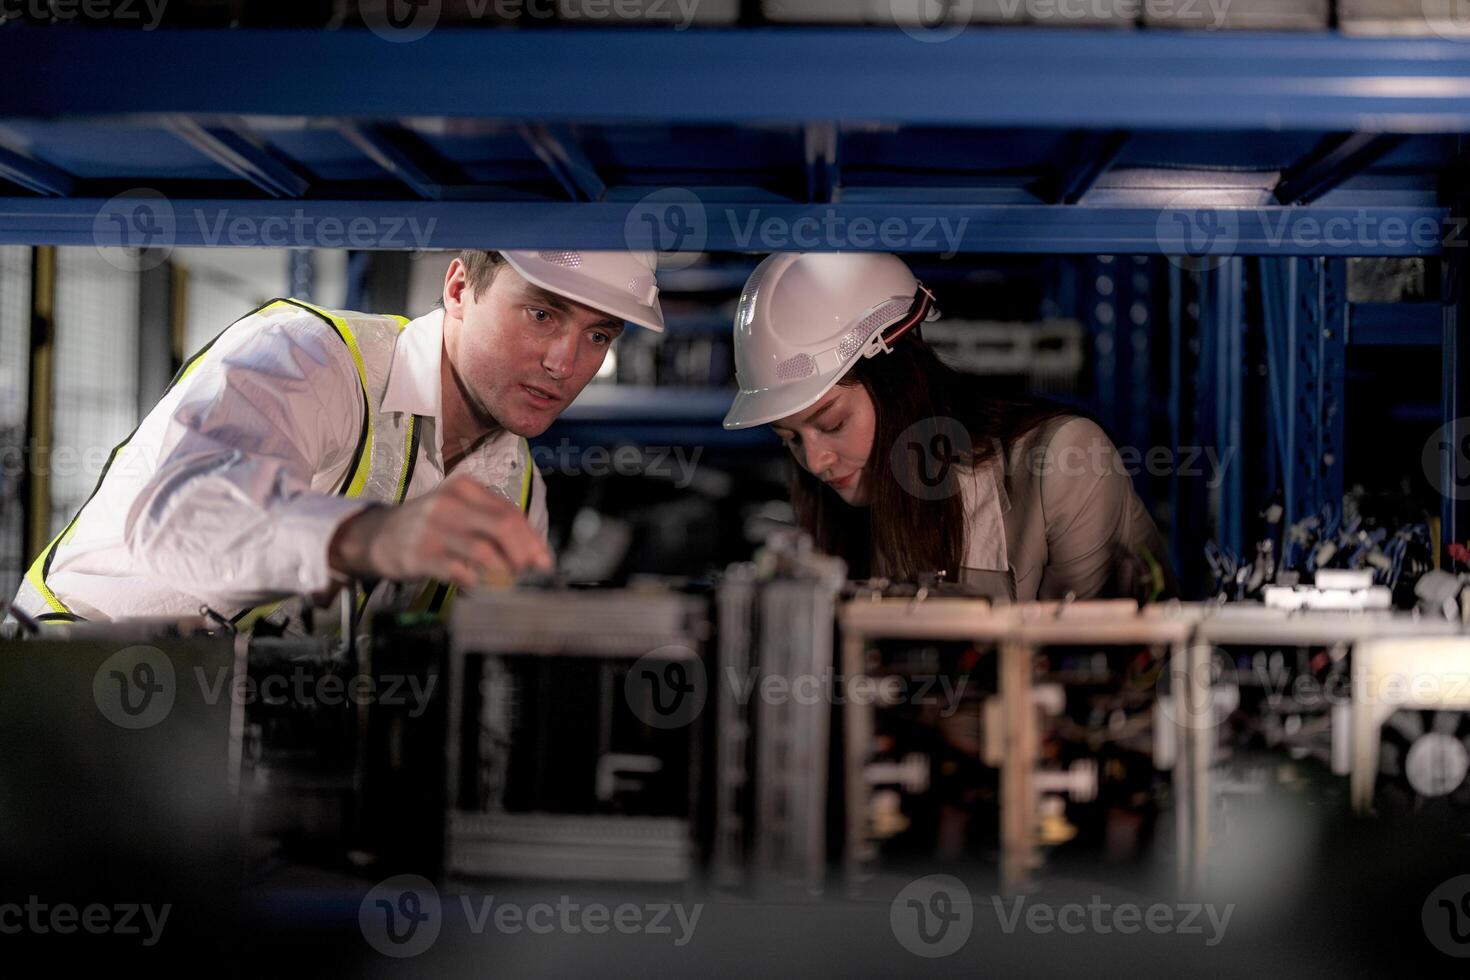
722 252 1178 603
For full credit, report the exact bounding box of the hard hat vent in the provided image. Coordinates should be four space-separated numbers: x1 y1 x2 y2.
627 275 656 298
775 353 816 382
538 250 583 269
839 299 911 361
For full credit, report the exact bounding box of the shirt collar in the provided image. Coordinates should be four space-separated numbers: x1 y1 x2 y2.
381 306 524 469
381 307 444 420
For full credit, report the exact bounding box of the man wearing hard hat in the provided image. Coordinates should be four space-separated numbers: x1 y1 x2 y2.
10 249 664 626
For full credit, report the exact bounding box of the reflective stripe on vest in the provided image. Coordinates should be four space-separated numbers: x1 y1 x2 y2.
20 297 417 625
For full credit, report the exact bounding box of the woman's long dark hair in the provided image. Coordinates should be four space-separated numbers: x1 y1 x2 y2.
790 328 1070 581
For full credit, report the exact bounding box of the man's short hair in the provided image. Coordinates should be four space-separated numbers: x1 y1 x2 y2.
458 249 506 297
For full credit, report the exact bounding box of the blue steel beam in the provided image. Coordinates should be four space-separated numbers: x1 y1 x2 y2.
3 29 1470 131
1443 224 1470 554
1262 257 1347 529
0 144 73 197
1441 138 1470 557
1200 259 1246 559
165 119 309 199
287 249 315 304
1167 263 1186 580
345 250 372 312
336 122 443 200
518 123 605 203
1316 259 1348 525
1076 253 1160 485
1259 257 1298 522
1030 131 1130 205
1124 257 1156 480
0 199 1452 255
1272 133 1406 206
804 123 839 204
1084 256 1120 436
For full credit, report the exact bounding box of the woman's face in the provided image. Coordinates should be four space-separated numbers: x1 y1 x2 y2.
770 382 877 506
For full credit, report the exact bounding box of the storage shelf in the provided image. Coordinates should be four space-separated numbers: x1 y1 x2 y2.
5 27 1470 130
0 26 1466 252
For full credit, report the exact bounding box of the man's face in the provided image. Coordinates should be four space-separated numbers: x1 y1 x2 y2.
442 258 624 438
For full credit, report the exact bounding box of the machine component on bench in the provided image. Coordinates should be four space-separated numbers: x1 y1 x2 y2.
1378 711 1470 811
838 598 1192 893
236 633 363 864
1211 489 1435 608
1264 568 1393 611
1414 570 1470 622
712 530 847 895
438 586 713 883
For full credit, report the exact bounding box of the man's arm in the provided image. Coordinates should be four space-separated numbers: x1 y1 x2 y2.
122 314 372 609
125 312 554 607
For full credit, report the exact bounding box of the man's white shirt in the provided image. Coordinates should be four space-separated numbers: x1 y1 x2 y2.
37 306 548 620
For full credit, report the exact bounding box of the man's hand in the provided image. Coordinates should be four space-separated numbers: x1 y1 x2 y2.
327 472 552 588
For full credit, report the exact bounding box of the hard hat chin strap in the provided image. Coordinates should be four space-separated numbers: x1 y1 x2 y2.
866 285 938 358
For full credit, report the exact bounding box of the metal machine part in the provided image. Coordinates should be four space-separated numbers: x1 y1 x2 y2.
1349 636 1470 815
1210 491 1436 608
235 633 364 865
441 587 713 883
712 536 847 896
1180 610 1470 888
16 584 1470 906
838 599 1470 897
839 598 1194 894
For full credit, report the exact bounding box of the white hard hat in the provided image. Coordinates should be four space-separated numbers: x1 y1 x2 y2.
722 252 939 430
501 249 665 333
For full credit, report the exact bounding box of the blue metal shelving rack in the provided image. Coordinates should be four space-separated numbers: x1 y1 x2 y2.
1 25 1467 577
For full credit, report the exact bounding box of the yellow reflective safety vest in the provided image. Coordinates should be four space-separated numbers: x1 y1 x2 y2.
18 297 532 628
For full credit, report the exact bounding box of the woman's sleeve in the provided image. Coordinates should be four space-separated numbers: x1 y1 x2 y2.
1035 417 1176 601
